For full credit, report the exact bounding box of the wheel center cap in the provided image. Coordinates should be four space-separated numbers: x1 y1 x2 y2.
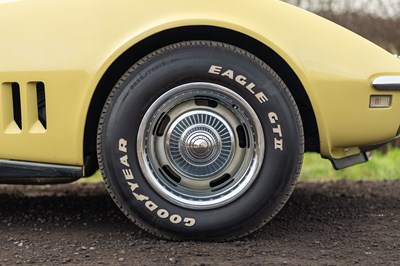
166 111 234 178
194 139 207 149
187 134 214 159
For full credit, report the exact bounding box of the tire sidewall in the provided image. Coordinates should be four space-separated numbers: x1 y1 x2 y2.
99 42 303 240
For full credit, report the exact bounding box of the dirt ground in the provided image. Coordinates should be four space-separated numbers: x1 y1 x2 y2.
0 180 399 265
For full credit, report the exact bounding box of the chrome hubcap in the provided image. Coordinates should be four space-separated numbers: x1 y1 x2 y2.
167 111 234 178
137 82 264 209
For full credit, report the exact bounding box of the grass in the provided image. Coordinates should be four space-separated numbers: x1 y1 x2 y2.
82 170 103 183
82 149 400 183
300 148 400 181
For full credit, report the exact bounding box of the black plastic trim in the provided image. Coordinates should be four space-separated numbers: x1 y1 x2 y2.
329 152 369 170
0 160 82 180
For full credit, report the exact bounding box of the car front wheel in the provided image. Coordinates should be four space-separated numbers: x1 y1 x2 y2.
97 41 304 240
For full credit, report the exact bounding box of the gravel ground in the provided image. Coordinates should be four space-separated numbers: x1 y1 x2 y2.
0 180 399 265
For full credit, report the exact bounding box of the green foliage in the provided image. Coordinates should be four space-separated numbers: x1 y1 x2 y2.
301 148 400 181
81 170 102 182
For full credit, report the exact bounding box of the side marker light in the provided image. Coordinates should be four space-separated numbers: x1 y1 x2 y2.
369 95 392 108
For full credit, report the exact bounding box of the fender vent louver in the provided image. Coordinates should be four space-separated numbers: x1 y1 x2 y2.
35 82 47 129
1 82 22 133
1 81 47 133
11 83 22 130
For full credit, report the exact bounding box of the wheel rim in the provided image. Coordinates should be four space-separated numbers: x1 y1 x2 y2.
137 82 265 209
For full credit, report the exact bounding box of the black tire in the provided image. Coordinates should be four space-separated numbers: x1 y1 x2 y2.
97 41 304 240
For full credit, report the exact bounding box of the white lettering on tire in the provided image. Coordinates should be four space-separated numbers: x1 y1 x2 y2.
170 214 182 224
118 138 196 227
208 66 283 151
268 112 284 151
208 65 268 103
183 218 196 227
157 209 169 219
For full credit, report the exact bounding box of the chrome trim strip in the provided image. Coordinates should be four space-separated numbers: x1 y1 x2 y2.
372 76 400 91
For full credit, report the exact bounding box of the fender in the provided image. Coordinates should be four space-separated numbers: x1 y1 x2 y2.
0 0 399 164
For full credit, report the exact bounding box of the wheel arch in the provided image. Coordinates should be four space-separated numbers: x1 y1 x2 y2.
83 26 319 176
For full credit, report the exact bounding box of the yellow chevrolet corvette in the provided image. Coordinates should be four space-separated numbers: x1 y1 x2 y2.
0 0 399 240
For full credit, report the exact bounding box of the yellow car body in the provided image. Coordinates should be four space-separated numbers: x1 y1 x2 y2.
1 0 399 168
0 0 399 240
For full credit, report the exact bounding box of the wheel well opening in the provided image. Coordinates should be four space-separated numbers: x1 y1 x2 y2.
83 26 320 176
